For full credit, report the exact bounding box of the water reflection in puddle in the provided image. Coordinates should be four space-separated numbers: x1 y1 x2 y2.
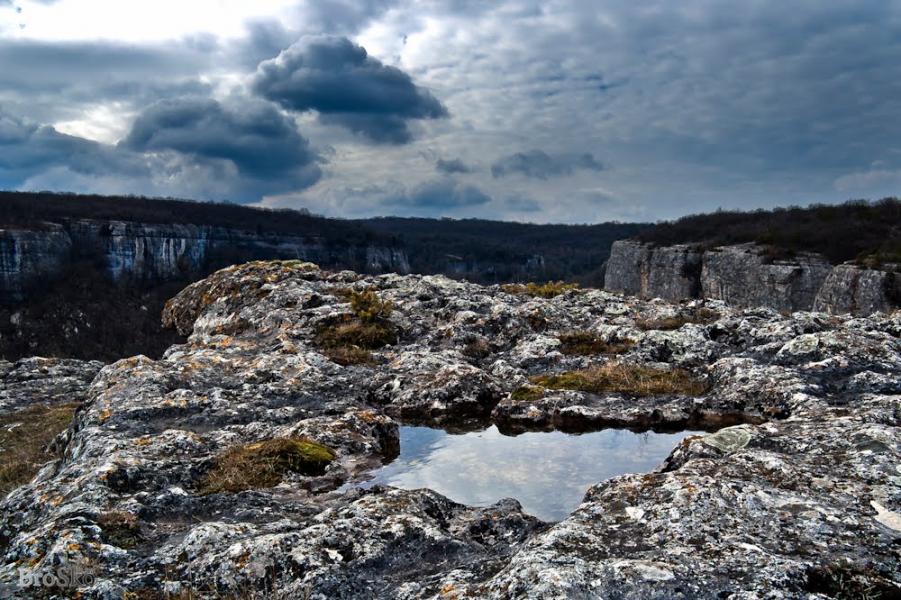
345 425 701 521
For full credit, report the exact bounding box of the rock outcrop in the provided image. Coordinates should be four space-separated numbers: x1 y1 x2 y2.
0 357 104 415
605 239 897 315
0 262 899 598
0 221 410 303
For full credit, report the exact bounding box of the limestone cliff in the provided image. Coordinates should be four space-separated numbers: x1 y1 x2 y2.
0 219 410 303
605 239 897 314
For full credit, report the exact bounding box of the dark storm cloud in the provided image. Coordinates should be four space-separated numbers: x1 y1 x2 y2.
0 110 147 187
382 179 491 211
253 35 448 144
435 158 473 174
121 97 321 189
490 150 602 179
0 38 210 92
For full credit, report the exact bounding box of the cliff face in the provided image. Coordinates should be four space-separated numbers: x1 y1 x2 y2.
605 240 897 314
0 220 410 303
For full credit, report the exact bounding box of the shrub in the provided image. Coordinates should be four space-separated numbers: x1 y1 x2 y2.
501 281 579 298
0 402 80 495
315 289 397 365
349 289 393 323
558 331 633 355
200 438 336 494
530 363 708 396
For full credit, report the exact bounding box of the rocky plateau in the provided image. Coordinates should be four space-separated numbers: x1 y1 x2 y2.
0 260 899 598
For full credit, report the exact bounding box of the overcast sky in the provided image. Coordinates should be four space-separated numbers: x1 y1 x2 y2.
1 0 900 223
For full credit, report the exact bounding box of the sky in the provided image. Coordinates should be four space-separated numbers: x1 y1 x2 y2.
0 0 900 223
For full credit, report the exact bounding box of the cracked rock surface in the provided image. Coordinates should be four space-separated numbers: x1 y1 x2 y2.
1 261 899 598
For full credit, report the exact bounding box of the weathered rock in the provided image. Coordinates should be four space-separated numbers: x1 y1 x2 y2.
606 239 897 315
0 225 72 303
702 244 833 313
814 263 900 315
0 357 104 415
604 241 702 301
0 262 899 598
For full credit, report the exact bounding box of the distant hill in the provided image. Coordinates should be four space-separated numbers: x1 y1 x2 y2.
357 217 648 286
0 190 390 245
636 198 901 266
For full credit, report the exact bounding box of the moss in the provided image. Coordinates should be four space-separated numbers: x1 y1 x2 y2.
97 510 143 549
510 385 546 402
558 331 633 355
200 437 336 495
501 281 579 298
531 362 708 396
0 402 80 495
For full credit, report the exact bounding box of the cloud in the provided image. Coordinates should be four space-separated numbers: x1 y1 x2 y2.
383 179 491 210
0 110 148 186
253 35 448 144
491 150 603 179
120 97 321 195
435 158 473 174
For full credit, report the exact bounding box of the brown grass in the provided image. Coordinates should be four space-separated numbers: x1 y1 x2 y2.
315 289 397 365
501 281 579 298
199 438 336 495
530 362 708 396
97 510 143 549
0 402 80 496
558 331 633 356
636 307 720 331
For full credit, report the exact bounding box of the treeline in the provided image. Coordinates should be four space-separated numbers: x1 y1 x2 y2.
636 198 901 265
0 191 393 246
357 217 648 285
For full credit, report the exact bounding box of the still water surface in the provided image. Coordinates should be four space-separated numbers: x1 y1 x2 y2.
346 425 700 521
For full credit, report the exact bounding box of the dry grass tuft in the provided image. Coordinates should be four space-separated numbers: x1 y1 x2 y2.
558 331 633 356
0 402 80 496
530 362 708 396
501 281 579 298
315 289 397 365
636 307 720 331
200 437 336 495
97 510 143 549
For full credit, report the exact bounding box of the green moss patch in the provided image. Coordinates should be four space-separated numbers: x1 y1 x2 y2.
0 402 80 496
510 385 546 402
531 363 708 397
200 437 336 494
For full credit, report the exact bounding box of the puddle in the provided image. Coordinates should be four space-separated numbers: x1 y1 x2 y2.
343 425 701 521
